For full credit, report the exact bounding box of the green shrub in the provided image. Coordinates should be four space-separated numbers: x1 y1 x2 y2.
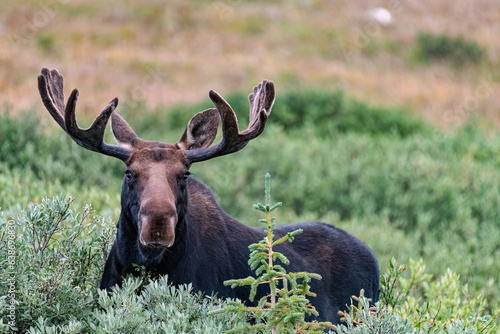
87 276 246 334
0 196 246 333
21 276 248 334
337 295 494 334
0 195 113 332
337 258 498 333
2 86 500 330
0 108 122 187
218 89 429 139
416 31 485 65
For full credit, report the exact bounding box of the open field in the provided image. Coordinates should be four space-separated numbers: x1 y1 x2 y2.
0 0 499 127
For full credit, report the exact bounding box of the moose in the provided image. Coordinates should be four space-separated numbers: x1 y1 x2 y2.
38 68 379 324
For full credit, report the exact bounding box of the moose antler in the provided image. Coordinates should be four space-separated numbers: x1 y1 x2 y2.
38 68 131 161
185 80 275 163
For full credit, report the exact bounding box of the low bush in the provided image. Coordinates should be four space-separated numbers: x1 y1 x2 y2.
416 31 485 65
0 196 247 333
2 196 497 333
87 276 246 334
0 196 112 332
337 258 498 333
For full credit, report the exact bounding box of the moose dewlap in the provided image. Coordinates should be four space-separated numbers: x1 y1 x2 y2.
38 68 380 324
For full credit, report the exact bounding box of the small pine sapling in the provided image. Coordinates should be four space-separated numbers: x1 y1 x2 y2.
212 174 335 334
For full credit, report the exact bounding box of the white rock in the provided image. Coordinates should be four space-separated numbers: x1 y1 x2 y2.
365 7 393 26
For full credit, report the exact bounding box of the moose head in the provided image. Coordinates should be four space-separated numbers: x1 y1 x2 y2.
38 68 275 255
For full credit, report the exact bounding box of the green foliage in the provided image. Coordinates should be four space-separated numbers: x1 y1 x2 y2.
214 174 334 333
0 108 122 216
337 296 417 334
416 31 485 65
221 89 429 139
21 276 247 334
337 258 498 333
1 86 500 330
0 196 247 333
0 108 122 187
87 276 245 334
0 195 113 332
129 88 428 143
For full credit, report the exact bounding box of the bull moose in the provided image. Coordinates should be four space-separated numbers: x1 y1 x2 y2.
38 68 379 324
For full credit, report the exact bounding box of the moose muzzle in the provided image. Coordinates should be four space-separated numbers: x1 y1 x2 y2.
138 204 177 248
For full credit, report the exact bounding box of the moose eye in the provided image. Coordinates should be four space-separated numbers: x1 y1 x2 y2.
183 172 190 181
125 171 133 181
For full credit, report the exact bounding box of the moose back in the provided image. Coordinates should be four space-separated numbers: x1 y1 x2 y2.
38 68 379 324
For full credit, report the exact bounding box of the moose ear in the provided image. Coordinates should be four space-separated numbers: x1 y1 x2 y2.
111 111 139 148
177 108 219 150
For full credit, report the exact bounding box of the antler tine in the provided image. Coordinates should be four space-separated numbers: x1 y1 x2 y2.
38 68 130 162
244 80 275 137
38 68 67 130
185 80 275 163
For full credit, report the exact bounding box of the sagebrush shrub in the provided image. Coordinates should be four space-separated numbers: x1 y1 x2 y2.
337 258 498 333
0 196 113 332
0 196 247 333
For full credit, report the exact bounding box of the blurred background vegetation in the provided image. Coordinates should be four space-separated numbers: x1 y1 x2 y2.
0 0 498 126
1 0 499 332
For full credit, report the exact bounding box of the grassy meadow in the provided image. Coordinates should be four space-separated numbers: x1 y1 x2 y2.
1 0 500 332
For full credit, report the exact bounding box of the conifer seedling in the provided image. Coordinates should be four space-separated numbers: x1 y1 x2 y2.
212 173 334 334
